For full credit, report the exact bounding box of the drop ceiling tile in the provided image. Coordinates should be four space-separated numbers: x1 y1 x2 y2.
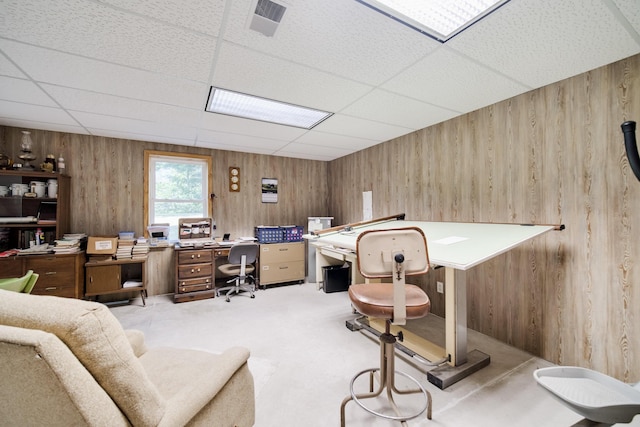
1 0 217 81
612 0 640 34
295 131 378 151
448 0 640 88
85 128 195 146
0 54 27 78
0 77 58 107
99 0 226 37
222 0 440 86
274 142 353 161
42 85 201 127
314 114 413 142
212 42 372 112
382 48 530 114
71 111 197 140
197 129 287 154
340 89 461 129
0 100 78 126
200 111 307 140
0 41 208 109
0 118 86 136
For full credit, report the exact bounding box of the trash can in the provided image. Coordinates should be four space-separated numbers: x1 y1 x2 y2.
322 264 351 293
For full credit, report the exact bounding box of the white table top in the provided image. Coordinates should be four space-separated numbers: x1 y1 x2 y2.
311 220 554 270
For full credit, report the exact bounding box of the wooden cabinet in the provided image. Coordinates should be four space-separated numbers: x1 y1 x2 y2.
174 247 215 303
0 252 85 298
0 170 70 249
85 258 147 305
258 241 305 287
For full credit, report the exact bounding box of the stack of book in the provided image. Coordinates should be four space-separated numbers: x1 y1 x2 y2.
116 237 134 260
132 237 149 260
53 233 86 254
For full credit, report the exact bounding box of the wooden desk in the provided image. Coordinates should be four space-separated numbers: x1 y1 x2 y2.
311 218 556 388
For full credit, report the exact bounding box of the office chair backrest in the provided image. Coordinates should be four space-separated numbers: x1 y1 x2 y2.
228 243 259 265
356 227 430 279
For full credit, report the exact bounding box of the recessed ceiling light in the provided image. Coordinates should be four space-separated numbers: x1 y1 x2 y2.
355 0 510 42
205 87 333 129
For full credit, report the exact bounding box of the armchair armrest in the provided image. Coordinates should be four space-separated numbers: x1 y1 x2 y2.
142 346 252 427
124 329 148 357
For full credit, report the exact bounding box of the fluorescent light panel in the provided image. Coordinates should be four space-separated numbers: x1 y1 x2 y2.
356 0 510 42
205 87 332 129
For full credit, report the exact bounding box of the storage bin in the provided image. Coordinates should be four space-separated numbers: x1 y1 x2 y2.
281 225 303 242
255 226 283 243
322 264 351 293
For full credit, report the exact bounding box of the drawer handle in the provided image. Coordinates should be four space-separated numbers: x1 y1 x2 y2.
279 266 289 270
191 268 195 273
181 281 186 286
190 254 202 259
45 271 57 275
45 287 57 291
205 279 210 283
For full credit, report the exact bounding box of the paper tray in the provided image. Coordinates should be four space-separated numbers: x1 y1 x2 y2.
534 366 640 424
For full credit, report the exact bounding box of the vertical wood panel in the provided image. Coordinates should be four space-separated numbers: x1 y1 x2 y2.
2 53 639 382
328 54 640 381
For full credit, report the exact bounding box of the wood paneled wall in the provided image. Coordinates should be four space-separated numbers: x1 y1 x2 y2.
2 54 638 381
0 128 330 295
328 54 640 381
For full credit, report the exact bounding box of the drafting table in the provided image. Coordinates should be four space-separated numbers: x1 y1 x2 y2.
309 215 558 389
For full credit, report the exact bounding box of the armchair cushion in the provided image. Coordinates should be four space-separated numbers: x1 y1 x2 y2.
0 290 164 426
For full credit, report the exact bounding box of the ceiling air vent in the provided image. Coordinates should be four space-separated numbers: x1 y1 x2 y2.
250 0 286 37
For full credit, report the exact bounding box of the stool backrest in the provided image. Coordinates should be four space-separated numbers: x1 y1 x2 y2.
356 227 429 279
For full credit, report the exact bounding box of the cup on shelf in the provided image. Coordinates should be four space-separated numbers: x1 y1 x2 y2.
47 179 58 198
30 181 46 198
0 185 7 197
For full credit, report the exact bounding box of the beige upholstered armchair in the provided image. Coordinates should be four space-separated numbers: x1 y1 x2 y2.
0 289 255 426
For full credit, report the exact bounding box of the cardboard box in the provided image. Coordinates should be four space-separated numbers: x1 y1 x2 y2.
87 236 118 255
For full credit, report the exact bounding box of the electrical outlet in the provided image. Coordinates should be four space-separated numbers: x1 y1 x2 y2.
437 281 444 293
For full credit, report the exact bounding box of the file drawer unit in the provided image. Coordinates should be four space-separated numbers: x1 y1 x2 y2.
0 252 84 299
174 247 215 303
29 253 85 298
258 241 305 288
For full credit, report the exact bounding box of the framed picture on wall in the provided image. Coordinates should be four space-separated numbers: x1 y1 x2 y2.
261 178 278 203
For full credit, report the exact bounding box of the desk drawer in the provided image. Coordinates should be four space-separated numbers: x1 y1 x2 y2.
26 256 75 287
260 242 304 263
31 282 77 298
177 277 213 293
260 260 304 285
178 250 213 265
177 263 213 280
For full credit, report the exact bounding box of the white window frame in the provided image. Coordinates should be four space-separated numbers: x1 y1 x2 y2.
144 150 213 241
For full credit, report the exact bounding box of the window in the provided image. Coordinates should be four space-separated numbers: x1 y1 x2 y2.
144 151 213 241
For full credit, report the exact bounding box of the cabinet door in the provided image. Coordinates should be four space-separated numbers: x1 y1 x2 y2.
86 265 120 294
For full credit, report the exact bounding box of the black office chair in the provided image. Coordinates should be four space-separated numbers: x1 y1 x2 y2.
216 243 259 302
341 227 432 426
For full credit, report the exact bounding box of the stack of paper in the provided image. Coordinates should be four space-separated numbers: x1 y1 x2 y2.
116 238 134 259
53 234 85 254
132 237 149 259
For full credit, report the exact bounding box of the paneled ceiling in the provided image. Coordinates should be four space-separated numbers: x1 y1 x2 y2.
1 0 639 161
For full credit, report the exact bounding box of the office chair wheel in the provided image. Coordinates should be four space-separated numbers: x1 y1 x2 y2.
251 294 255 298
